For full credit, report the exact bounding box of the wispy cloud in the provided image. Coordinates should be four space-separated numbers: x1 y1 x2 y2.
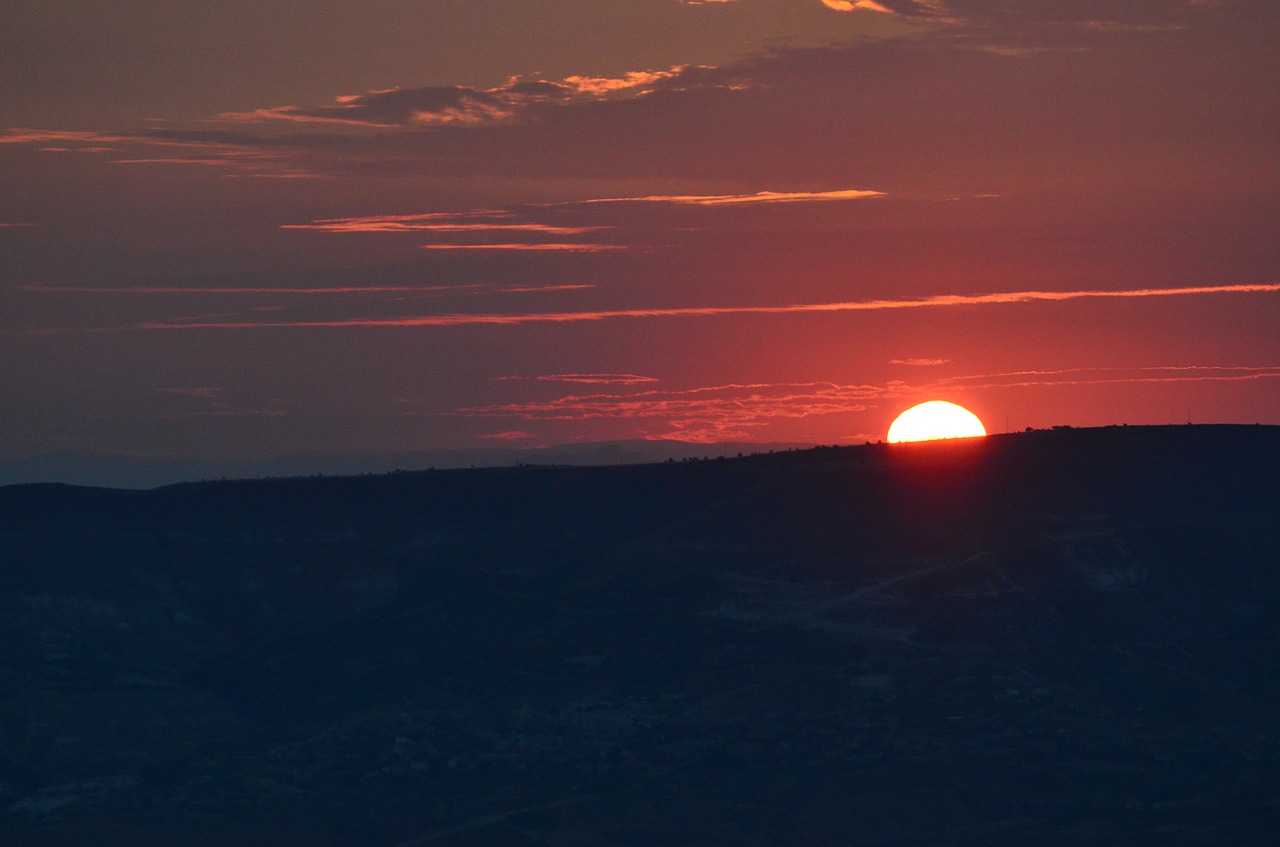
452 363 1280 443
419 243 624 252
890 358 950 366
0 222 35 228
125 282 1280 331
495 374 660 386
282 213 604 236
941 364 1280 390
448 381 887 443
497 284 597 294
20 285 455 295
580 188 884 206
218 67 690 128
0 129 129 146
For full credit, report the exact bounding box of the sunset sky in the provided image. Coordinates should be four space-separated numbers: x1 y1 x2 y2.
3 0 1277 467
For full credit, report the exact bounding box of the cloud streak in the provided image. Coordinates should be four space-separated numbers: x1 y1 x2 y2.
217 67 691 128
495 373 660 386
448 381 885 443
450 364 1280 443
418 243 624 252
282 214 605 235
20 285 459 295
822 0 896 13
127 282 1280 330
580 188 884 206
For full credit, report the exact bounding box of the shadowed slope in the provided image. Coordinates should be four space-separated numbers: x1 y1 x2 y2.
1 425 1278 845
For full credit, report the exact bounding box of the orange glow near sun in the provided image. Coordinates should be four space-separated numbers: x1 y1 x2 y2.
887 401 987 443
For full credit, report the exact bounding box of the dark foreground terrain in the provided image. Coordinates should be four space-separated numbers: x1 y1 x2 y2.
1 425 1278 845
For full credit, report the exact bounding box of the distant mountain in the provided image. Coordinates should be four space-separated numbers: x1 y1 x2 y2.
1 425 1278 845
0 439 813 490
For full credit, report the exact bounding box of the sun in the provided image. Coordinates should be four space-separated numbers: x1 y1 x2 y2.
887 401 987 443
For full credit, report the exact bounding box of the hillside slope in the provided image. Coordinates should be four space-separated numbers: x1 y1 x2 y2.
1 425 1278 845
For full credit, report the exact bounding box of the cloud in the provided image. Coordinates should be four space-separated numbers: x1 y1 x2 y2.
0 222 35 228
218 67 689 129
21 285 449 295
280 211 615 250
536 374 661 385
122 282 1280 331
890 358 950 366
8 11 1275 189
452 363 1280 444
0 129 128 146
419 243 624 252
449 381 886 443
579 188 885 205
282 214 604 235
943 364 1280 389
822 0 896 13
497 285 597 294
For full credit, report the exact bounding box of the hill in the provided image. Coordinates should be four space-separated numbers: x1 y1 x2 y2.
1 425 1278 845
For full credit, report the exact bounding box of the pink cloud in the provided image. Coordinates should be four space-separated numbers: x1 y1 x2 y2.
128 282 1280 331
940 364 1280 391
494 374 657 385
497 285 597 294
453 363 1280 444
419 243 624 252
282 214 604 235
21 285 447 295
449 381 885 443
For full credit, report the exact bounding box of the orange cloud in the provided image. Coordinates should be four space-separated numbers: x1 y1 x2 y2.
217 66 695 128
0 129 127 145
561 68 684 96
822 0 895 13
890 358 950 366
581 188 884 205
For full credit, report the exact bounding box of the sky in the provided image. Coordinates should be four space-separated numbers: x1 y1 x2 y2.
2 0 1278 468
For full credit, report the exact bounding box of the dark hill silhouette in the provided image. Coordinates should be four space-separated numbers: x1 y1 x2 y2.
1 425 1278 845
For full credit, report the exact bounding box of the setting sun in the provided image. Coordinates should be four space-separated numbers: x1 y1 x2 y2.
887 401 987 443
